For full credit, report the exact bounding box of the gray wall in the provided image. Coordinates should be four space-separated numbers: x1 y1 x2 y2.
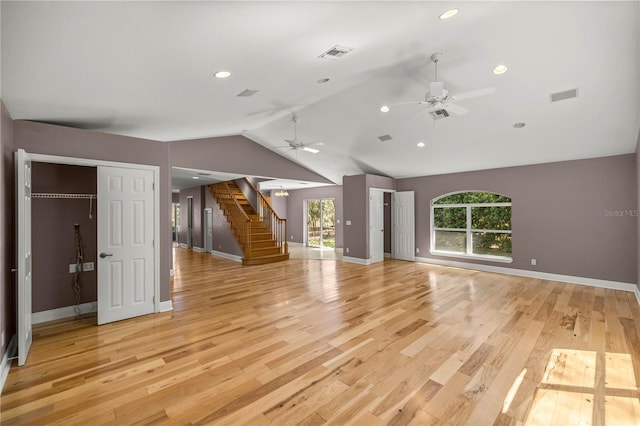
285 185 343 248
343 174 396 259
169 135 333 185
637 130 640 291
178 186 204 249
268 189 287 219
31 163 97 312
204 187 243 257
397 154 637 283
12 120 173 301
1 100 15 360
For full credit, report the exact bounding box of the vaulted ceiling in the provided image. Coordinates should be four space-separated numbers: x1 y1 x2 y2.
2 1 639 185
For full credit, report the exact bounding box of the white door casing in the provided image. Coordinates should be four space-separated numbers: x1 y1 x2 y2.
16 149 33 366
392 191 415 261
98 166 155 325
369 189 384 263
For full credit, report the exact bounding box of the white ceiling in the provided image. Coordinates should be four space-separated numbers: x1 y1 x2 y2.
3 1 639 186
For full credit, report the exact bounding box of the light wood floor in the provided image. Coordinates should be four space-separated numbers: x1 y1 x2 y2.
2 248 640 425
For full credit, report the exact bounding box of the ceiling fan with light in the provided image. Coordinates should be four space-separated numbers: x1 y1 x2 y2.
278 113 324 154
381 52 496 120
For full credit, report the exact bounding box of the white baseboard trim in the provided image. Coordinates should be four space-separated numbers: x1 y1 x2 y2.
170 268 175 276
32 302 98 325
1 334 17 395
635 286 640 307
415 256 638 295
288 241 304 247
159 300 173 312
342 256 373 265
211 250 243 263
192 246 204 253
335 248 344 253
384 252 392 258
179 243 188 249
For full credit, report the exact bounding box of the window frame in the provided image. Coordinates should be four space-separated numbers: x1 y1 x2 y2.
430 194 513 263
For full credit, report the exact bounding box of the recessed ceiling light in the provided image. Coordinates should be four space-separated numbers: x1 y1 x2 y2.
214 70 231 79
439 9 459 20
317 78 330 84
380 105 390 113
192 176 200 179
513 122 526 128
417 142 426 148
493 65 508 75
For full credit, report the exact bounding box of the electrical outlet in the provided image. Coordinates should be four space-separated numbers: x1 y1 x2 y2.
336 219 340 224
291 235 294 240
69 263 80 273
416 248 420 253
82 262 94 271
345 220 351 226
1 330 5 348
346 248 350 254
531 259 537 266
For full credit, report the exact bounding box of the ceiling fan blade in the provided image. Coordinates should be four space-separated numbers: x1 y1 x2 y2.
450 86 496 101
408 104 432 119
301 146 319 154
444 103 469 116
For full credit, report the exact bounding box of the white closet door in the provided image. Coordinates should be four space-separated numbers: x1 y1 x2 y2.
97 166 155 324
392 191 415 261
16 149 33 366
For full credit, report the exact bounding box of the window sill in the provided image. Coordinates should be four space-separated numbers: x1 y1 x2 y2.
430 250 513 264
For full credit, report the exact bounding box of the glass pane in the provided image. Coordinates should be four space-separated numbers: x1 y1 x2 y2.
434 192 511 205
307 200 321 247
472 232 512 256
471 206 511 230
433 207 466 229
321 199 335 248
434 230 466 253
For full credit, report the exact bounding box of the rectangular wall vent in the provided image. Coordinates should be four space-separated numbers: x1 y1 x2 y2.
318 45 353 60
550 88 578 102
237 89 259 97
377 134 393 142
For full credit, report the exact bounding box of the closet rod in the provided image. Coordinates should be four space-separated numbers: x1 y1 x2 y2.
32 193 96 199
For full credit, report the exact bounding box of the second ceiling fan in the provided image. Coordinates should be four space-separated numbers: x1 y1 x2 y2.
381 52 496 120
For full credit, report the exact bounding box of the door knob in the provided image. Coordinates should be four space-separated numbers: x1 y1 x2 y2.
99 253 113 258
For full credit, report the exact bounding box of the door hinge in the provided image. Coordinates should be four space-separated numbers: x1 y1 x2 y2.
152 182 155 191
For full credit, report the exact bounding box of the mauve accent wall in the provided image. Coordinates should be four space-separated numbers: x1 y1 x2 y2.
342 174 396 259
204 187 243 257
31 163 97 312
169 135 333 185
268 190 287 219
1 101 15 360
13 120 172 301
397 154 637 284
637 130 640 291
285 185 343 247
179 186 204 250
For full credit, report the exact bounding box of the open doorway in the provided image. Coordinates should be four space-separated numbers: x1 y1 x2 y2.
305 198 335 249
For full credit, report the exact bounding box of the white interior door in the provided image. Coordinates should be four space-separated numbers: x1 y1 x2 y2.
392 191 415 261
369 189 384 263
16 149 32 366
98 166 155 325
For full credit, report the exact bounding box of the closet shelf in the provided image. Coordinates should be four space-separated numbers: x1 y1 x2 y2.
32 193 96 199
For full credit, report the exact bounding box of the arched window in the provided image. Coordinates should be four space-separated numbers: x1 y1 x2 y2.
431 191 512 261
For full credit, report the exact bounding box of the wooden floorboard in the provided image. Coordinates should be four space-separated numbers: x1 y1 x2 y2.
2 248 640 425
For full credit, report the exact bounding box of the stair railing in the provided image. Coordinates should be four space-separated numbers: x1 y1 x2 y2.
211 182 252 259
244 177 288 255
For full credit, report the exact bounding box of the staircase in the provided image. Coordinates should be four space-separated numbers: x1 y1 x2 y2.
210 180 289 266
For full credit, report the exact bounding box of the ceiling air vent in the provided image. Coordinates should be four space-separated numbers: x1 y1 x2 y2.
377 134 393 142
550 88 578 103
428 109 450 120
237 89 259 97
318 45 353 60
